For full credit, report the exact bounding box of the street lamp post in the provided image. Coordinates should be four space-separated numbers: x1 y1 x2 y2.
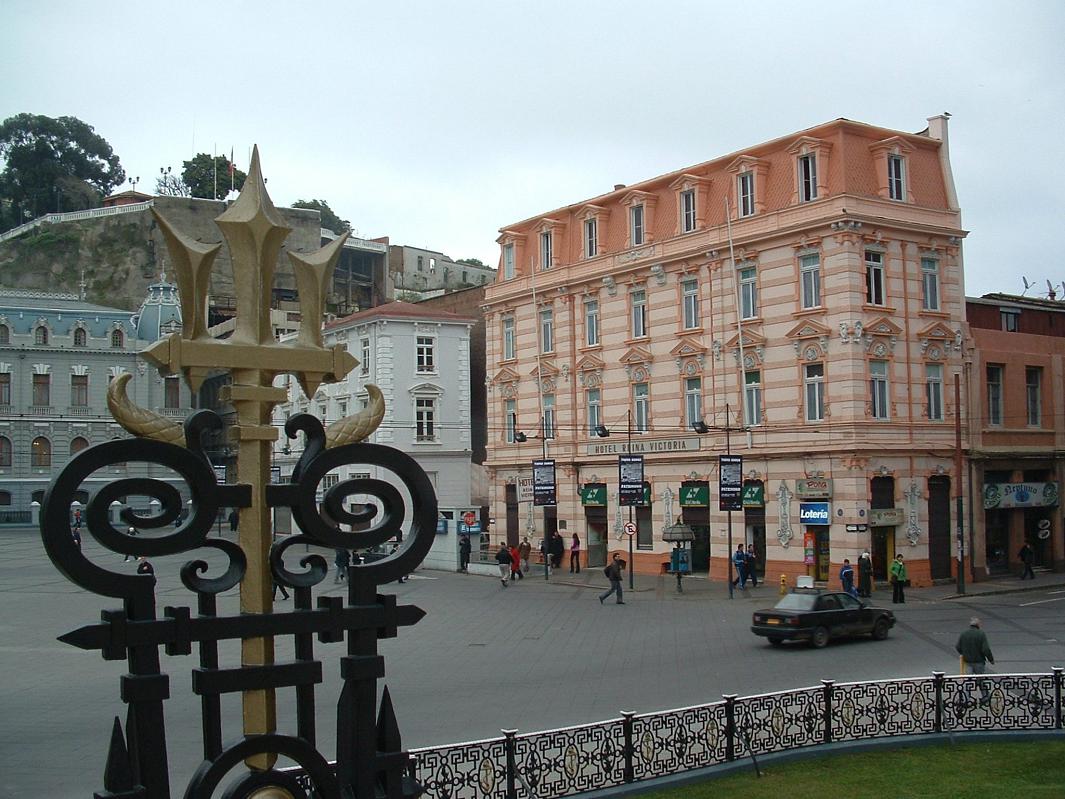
693 404 744 600
516 417 551 581
595 410 636 590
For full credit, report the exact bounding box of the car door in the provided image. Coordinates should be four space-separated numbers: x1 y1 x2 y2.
815 594 844 634
835 592 863 635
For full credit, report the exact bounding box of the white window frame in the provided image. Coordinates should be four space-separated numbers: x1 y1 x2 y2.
865 250 885 306
540 230 552 270
888 154 906 201
543 393 556 439
505 399 517 443
681 278 699 329
587 388 602 436
798 153 818 202
584 299 599 347
633 382 649 433
631 290 648 338
415 396 436 442
584 218 598 258
503 243 515 280
738 172 755 217
630 205 645 246
739 267 758 320
361 338 370 375
416 336 435 373
744 370 762 427
1027 366 1042 426
681 190 696 233
502 316 515 360
926 363 944 421
870 360 890 420
684 377 702 429
987 365 1003 426
800 253 821 309
539 308 554 353
804 363 825 422
921 257 940 311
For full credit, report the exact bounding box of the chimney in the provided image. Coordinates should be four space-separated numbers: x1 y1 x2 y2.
613 184 626 191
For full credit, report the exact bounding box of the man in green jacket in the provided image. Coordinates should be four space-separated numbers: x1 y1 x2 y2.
956 617 995 705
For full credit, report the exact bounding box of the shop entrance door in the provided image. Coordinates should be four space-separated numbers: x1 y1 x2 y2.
872 527 894 581
813 526 830 582
985 508 1009 573
683 507 710 573
928 476 952 579
585 506 608 568
747 521 766 580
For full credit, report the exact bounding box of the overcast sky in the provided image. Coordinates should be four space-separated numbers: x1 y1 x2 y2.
2 0 1062 298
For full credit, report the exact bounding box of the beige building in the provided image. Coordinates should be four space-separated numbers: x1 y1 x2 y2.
484 116 970 588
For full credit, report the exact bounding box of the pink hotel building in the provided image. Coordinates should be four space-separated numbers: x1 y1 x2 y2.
483 115 974 588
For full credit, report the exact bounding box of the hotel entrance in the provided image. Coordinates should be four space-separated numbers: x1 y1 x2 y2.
680 481 711 573
581 483 608 568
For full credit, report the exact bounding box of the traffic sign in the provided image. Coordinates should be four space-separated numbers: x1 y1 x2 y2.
463 511 477 526
623 521 638 537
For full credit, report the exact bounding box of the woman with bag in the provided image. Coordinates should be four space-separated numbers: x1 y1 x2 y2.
889 553 908 604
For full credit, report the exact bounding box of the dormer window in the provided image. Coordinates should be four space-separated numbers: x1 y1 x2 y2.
73 328 86 346
798 153 818 202
0 325 8 345
584 217 598 258
503 243 515 279
888 155 906 201
630 205 645 246
738 172 755 217
35 326 48 345
680 190 696 233
540 230 552 270
111 329 124 348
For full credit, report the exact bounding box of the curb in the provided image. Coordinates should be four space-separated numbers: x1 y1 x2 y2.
939 582 1065 600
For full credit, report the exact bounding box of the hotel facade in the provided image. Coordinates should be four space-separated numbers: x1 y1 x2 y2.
483 116 973 588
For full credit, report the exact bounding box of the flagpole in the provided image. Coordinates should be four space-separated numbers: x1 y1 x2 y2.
213 143 218 200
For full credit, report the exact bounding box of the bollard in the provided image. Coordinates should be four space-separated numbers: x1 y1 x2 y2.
779 573 788 595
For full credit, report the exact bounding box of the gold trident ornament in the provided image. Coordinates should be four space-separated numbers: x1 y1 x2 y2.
121 148 359 769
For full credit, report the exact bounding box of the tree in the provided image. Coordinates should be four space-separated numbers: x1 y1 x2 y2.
292 199 350 234
457 257 487 268
181 153 246 200
0 113 125 229
155 166 190 197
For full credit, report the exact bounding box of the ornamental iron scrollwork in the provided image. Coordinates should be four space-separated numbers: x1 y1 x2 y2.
40 149 438 799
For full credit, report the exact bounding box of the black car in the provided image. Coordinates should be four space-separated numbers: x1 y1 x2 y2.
751 589 895 648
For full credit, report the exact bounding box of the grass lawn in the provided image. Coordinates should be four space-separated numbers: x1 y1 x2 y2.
637 741 1065 799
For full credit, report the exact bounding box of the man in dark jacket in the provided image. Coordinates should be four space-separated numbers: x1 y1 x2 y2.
549 532 565 568
956 617 995 704
598 554 625 605
1019 542 1035 580
495 542 513 588
458 535 471 573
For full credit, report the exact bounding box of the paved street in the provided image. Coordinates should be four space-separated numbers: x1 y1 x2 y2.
2 528 1064 798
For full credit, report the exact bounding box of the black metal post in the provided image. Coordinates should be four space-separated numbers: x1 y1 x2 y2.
628 410 634 591
726 404 734 600
503 728 518 799
621 711 635 783
821 679 834 744
542 417 549 583
723 694 737 762
933 671 945 733
954 374 966 595
1053 667 1063 731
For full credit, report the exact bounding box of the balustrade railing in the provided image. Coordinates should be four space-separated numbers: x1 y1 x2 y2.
290 669 1065 798
0 200 155 243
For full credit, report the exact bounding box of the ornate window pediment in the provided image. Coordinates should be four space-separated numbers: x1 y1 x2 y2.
786 318 832 361
620 345 654 365
863 316 902 358
576 353 604 387
575 353 605 373
724 329 766 367
408 381 444 397
668 337 706 358
917 321 960 360
492 366 521 385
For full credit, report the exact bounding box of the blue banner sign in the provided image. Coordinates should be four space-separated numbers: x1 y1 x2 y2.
799 502 831 525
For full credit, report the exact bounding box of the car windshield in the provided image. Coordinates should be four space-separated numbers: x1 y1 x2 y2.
773 593 818 611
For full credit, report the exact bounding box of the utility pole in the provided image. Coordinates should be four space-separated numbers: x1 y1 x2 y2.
627 409 634 591
955 373 965 594
725 404 734 600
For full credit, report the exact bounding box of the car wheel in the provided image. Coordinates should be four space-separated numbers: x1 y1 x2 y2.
872 617 890 640
810 626 830 648
768 637 784 646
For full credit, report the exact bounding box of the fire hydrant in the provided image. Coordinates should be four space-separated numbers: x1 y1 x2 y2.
779 574 788 595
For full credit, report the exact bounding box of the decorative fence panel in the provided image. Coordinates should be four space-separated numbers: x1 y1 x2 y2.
412 737 510 799
831 677 937 742
631 702 729 781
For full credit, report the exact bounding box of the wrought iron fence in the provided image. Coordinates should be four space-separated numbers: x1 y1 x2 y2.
381 669 1062 799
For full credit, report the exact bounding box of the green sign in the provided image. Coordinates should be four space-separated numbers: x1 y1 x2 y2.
639 484 652 506
679 484 709 506
984 482 1059 509
581 484 607 506
742 483 764 507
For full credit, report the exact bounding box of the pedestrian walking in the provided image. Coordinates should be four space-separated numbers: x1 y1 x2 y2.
857 550 873 598
840 558 858 598
70 526 82 550
518 536 532 574
458 534 471 573
889 553 907 604
123 525 138 562
495 542 513 587
509 542 523 580
731 543 747 589
956 617 995 704
598 553 625 605
273 580 290 600
570 533 581 573
334 548 350 583
1018 541 1036 580
228 508 239 533
136 556 154 576
549 531 565 569
72 508 82 531
744 545 758 587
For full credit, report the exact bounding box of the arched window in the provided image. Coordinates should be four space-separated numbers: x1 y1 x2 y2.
0 325 8 344
111 329 124 348
0 490 10 505
35 326 49 345
73 327 87 346
31 490 45 505
70 436 89 456
0 436 10 467
31 436 51 468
